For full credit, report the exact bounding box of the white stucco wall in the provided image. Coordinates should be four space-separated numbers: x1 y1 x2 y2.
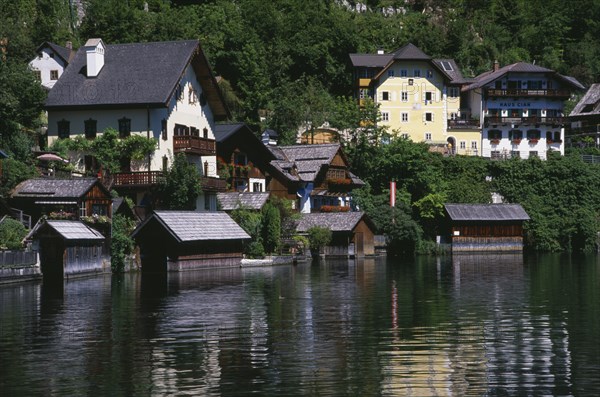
29 47 68 89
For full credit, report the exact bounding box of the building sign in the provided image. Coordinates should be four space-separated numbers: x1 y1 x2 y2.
498 102 531 108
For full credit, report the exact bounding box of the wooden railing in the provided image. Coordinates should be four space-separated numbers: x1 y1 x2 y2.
485 116 564 126
447 119 481 129
200 176 227 192
113 171 164 187
173 135 216 155
485 89 570 98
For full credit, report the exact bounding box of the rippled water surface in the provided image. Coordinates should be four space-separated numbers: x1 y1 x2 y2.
1 254 599 396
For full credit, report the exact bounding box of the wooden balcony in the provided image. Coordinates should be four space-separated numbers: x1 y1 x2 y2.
485 89 571 98
447 119 481 130
113 171 164 187
485 116 565 127
201 176 227 192
173 135 216 156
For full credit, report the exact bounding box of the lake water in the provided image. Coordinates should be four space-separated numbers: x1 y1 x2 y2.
1 254 599 396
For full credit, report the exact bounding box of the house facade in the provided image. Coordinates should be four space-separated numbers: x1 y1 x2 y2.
44 39 229 210
463 62 584 160
568 83 600 143
350 44 480 154
29 42 73 89
267 144 364 213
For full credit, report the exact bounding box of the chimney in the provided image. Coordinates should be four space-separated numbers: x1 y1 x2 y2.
84 38 105 78
65 41 72 50
493 60 500 72
377 47 385 55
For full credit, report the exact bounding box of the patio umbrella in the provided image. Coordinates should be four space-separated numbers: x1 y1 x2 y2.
37 153 69 163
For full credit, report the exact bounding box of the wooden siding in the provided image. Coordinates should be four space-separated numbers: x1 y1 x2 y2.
268 177 297 201
352 219 375 256
331 152 347 167
64 245 106 277
451 236 524 252
452 223 523 237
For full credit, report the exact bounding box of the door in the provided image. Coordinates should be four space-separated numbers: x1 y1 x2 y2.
355 232 364 257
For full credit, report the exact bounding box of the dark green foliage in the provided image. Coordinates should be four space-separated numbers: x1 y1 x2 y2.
368 202 422 256
110 214 136 273
261 203 281 254
230 206 265 257
0 218 27 250
0 158 38 197
157 154 201 210
307 226 332 255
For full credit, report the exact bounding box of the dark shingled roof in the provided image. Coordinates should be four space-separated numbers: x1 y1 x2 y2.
37 42 74 64
217 192 270 211
432 59 470 84
214 122 246 142
296 212 371 233
29 220 105 241
392 43 431 60
445 204 530 221
11 178 103 199
349 53 393 68
132 211 250 242
45 39 228 118
464 62 584 91
269 144 340 182
570 83 600 116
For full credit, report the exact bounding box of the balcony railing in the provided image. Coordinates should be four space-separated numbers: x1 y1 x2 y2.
201 176 227 192
173 135 216 156
447 119 481 129
485 116 564 126
485 89 571 98
113 171 164 187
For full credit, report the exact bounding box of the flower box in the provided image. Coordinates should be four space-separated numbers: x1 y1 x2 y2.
511 139 522 145
528 138 539 144
490 139 500 145
320 205 350 213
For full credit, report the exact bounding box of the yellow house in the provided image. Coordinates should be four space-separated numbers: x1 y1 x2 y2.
350 44 481 155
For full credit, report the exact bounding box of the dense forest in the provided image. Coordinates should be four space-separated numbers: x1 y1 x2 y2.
2 0 600 253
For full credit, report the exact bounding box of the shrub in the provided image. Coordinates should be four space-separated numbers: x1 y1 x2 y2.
307 226 332 255
110 214 136 273
0 218 27 250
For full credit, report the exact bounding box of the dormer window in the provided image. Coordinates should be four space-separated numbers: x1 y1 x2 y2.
118 117 131 138
84 119 97 139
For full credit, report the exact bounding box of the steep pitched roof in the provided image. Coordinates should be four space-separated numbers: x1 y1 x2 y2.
217 192 270 211
29 220 105 241
268 144 341 182
214 122 247 142
392 43 431 60
349 53 393 68
445 204 530 221
45 39 228 118
11 178 106 199
132 211 250 242
570 83 600 116
464 62 584 91
36 42 74 64
295 212 372 233
432 59 470 84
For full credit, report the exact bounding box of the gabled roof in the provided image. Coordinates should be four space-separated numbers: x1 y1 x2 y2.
570 83 600 116
267 144 342 182
29 220 105 241
432 59 470 84
349 53 393 68
11 178 108 199
217 192 270 211
392 43 431 60
45 39 229 118
464 62 585 91
295 212 373 233
132 211 250 243
214 122 248 142
36 42 74 64
445 204 530 221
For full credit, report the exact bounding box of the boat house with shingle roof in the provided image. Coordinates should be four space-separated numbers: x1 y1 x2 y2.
295 212 376 257
131 211 250 272
444 203 530 252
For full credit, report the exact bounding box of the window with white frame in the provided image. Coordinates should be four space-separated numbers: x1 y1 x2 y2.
425 132 432 141
381 112 389 121
388 70 394 77
381 91 390 101
425 92 433 103
401 92 408 102
400 69 408 77
401 113 408 122
401 133 409 139
424 112 433 122
460 141 466 149
413 69 421 77
448 87 459 97
471 141 478 149
359 89 369 99
427 69 433 78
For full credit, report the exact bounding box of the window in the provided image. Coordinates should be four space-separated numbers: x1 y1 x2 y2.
33 70 41 81
84 119 97 139
491 150 501 159
460 141 466 149
204 193 216 211
401 113 408 122
427 69 433 78
400 69 408 77
527 80 542 89
382 91 390 101
234 152 248 166
471 141 478 149
401 92 408 102
176 84 184 101
359 89 369 99
401 133 409 139
413 69 421 77
440 61 453 71
118 117 131 138
162 156 168 171
424 112 433 122
253 182 263 192
188 85 198 104
57 119 70 139
174 123 189 136
529 151 538 158
388 70 394 77
425 92 433 103
50 70 58 80
79 206 87 218
425 133 432 141
203 127 208 138
448 87 459 97
511 150 521 158
161 119 167 140
92 204 108 216
408 79 414 86
381 112 389 121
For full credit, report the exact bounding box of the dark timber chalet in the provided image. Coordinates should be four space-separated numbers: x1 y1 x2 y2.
444 204 530 252
131 211 250 272
295 212 376 257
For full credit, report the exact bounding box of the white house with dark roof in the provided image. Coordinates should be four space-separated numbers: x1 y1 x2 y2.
462 61 584 159
568 83 600 140
29 41 74 89
45 38 230 210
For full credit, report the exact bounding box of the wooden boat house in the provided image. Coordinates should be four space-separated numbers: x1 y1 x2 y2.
444 204 530 252
28 220 107 279
295 212 376 257
131 211 250 272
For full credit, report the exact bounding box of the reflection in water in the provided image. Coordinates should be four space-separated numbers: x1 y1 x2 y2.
0 255 598 396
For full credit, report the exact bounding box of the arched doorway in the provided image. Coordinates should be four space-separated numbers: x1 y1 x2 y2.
447 137 456 155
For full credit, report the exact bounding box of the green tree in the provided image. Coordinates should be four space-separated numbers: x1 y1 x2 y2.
261 202 281 254
0 218 27 250
158 153 202 210
0 157 38 197
230 206 265 257
110 214 136 273
307 225 332 255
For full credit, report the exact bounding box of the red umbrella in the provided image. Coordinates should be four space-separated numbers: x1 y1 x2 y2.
36 153 69 163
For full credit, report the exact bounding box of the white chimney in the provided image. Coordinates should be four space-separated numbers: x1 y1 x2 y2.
377 47 385 55
84 38 105 78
